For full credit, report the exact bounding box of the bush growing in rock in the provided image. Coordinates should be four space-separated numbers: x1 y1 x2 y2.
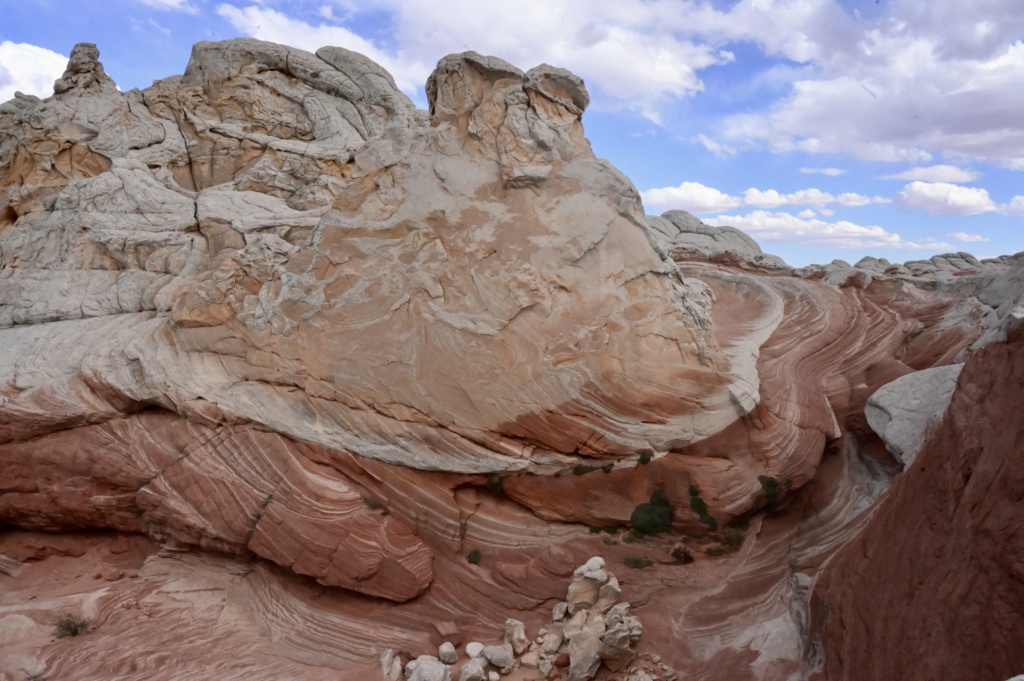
630 490 672 535
467 549 482 564
55 615 90 638
688 485 717 531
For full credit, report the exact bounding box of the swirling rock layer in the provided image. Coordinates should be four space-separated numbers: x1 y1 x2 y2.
1 38 1022 681
809 334 1024 681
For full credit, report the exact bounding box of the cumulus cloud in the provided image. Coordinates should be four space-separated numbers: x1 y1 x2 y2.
211 0 1024 165
642 182 743 214
719 0 1024 165
706 210 952 251
897 181 997 215
949 232 990 243
880 165 981 183
642 181 886 214
217 1 735 118
0 41 67 104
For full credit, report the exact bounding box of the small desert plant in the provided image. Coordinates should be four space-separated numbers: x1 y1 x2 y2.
623 556 654 569
671 546 694 564
466 549 482 565
688 485 717 531
54 615 90 639
638 451 653 465
572 464 600 476
758 476 782 510
630 490 673 536
485 475 503 496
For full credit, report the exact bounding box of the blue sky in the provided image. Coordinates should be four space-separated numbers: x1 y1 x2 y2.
2 0 1022 266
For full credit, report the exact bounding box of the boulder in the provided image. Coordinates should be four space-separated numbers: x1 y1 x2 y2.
406 656 451 681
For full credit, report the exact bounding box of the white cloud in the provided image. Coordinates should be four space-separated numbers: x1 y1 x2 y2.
720 7 1024 165
697 133 737 158
800 167 846 176
643 181 886 214
1002 196 1024 215
0 41 66 104
880 165 981 182
136 0 197 12
706 210 952 251
897 181 997 215
217 1 736 119
208 0 1024 165
949 232 990 243
215 5 432 97
642 182 743 214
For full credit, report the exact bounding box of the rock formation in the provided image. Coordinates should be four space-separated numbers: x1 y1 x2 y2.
809 321 1024 681
2 38 1023 681
388 557 669 681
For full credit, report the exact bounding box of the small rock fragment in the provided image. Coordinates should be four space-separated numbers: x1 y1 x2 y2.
520 651 541 669
465 642 485 658
458 657 487 681
567 557 607 613
482 643 514 674
434 621 462 646
567 633 602 681
504 618 530 655
439 642 458 665
406 655 451 681
541 626 564 654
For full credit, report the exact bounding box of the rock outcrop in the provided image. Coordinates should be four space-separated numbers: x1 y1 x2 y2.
2 37 1023 681
864 363 962 465
810 331 1024 681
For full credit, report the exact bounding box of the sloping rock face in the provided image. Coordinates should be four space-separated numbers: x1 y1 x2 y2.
864 363 962 466
1 39 750 601
809 329 1024 681
1 38 1023 681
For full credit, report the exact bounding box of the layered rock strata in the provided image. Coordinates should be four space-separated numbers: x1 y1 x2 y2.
1 37 1022 681
810 327 1024 681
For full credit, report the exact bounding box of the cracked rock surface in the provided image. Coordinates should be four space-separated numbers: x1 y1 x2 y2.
3 37 1024 681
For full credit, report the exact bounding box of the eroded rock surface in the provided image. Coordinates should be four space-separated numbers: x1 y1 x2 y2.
811 333 1024 681
2 37 1023 681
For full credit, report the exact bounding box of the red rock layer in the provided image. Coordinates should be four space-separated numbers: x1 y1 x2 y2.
809 335 1024 681
0 412 433 601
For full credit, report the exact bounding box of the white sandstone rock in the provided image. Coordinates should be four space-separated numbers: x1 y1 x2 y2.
439 642 458 665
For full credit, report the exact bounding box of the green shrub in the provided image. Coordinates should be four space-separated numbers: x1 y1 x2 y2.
638 452 653 465
466 549 482 565
601 463 613 474
55 615 89 638
485 475 503 496
758 475 782 509
688 485 717 531
623 556 654 569
671 546 694 564
721 528 744 551
630 491 673 535
572 464 600 476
